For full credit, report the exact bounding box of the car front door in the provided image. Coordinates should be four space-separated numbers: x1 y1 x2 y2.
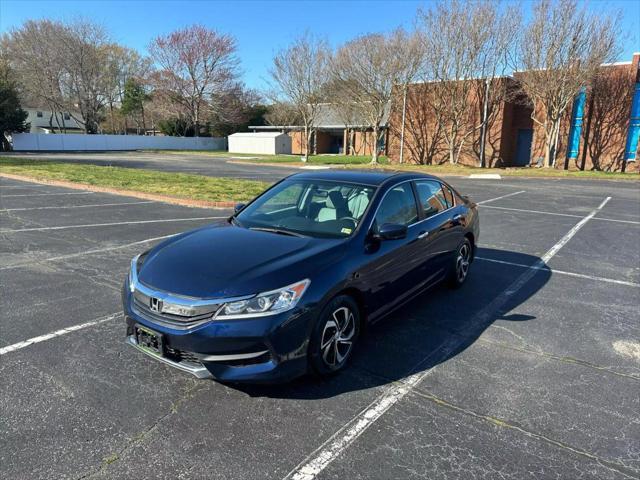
358 182 427 321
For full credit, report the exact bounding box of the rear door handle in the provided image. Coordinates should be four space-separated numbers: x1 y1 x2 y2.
418 231 429 239
453 214 463 223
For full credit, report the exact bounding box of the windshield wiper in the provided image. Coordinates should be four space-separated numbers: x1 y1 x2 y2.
249 227 306 238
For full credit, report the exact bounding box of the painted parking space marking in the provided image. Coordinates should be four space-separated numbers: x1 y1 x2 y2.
283 196 612 480
475 190 525 205
480 204 640 225
1 191 95 197
0 233 178 270
0 216 226 233
476 256 640 288
0 312 121 356
0 200 155 212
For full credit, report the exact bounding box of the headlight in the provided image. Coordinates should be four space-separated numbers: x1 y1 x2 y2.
129 254 140 293
216 279 310 319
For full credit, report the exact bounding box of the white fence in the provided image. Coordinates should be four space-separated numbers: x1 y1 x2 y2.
11 133 227 152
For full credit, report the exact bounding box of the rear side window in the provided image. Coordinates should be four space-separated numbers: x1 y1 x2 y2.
374 183 418 228
415 181 447 218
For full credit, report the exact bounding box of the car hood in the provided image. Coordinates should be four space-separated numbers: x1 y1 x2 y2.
137 223 345 298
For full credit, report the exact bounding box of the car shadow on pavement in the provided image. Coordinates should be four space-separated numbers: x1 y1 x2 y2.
232 247 551 399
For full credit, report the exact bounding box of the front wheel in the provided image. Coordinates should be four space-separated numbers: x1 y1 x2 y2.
448 238 472 289
309 295 360 377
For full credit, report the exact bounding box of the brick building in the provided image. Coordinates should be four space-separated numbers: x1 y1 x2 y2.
387 53 640 171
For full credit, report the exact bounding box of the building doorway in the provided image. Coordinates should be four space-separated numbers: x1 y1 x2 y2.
515 129 533 166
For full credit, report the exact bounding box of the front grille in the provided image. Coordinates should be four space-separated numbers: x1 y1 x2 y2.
132 289 221 329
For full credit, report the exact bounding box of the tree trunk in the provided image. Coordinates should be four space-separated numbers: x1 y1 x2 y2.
109 103 115 134
370 124 379 164
580 94 594 171
141 104 147 133
302 124 309 162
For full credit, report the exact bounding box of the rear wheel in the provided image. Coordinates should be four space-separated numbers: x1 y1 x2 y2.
448 238 472 288
309 295 360 377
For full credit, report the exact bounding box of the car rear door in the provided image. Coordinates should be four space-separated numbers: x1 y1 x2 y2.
413 180 458 273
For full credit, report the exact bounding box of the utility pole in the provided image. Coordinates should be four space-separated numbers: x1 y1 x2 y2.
399 84 407 164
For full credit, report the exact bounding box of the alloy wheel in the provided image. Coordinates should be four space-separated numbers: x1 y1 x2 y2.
456 243 471 283
320 306 356 368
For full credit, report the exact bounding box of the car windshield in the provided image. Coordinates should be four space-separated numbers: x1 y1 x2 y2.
235 179 376 239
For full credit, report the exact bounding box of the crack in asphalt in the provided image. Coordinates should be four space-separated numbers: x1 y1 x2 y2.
477 337 640 381
352 365 640 480
74 379 208 480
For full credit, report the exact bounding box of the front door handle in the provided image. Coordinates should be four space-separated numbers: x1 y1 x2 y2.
453 214 463 223
418 231 429 239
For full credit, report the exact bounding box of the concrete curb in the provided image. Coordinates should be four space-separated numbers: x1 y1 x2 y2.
0 173 238 210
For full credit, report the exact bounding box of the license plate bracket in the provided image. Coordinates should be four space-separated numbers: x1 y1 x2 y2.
134 324 163 356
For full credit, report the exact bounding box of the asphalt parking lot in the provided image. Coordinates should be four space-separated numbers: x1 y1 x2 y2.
1 172 639 480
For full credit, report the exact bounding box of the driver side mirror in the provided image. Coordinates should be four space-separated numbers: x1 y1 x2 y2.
234 203 246 214
375 223 408 241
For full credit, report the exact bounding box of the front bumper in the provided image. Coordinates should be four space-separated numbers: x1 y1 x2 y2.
122 281 313 383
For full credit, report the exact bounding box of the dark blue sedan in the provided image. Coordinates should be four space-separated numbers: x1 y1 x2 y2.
123 170 479 383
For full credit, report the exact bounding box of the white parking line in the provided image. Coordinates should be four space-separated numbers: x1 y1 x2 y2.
479 204 640 226
0 312 122 356
476 190 525 205
1 191 94 197
0 200 155 212
476 257 639 288
0 233 178 270
0 216 225 233
283 196 612 480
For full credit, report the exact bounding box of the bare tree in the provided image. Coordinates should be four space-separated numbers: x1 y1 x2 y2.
513 0 619 168
264 101 301 130
582 66 635 171
149 25 240 136
59 20 113 133
103 45 152 133
332 29 421 164
472 2 520 167
269 32 330 161
417 0 507 165
389 83 445 165
2 20 67 132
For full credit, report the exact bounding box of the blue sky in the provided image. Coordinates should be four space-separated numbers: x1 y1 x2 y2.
1 0 638 90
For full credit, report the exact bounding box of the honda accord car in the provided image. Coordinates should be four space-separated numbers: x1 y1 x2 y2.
123 170 479 383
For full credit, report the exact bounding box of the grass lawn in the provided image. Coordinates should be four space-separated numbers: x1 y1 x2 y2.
0 157 269 202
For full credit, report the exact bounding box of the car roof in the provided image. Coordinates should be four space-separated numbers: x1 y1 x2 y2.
286 169 440 187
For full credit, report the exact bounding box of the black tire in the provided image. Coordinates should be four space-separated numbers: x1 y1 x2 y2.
308 295 360 377
448 238 472 289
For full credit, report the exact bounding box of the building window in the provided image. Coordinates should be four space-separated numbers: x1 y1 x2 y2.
63 112 70 120
36 111 43 118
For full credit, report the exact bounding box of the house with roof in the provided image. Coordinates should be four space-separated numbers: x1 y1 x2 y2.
250 103 389 156
24 107 84 134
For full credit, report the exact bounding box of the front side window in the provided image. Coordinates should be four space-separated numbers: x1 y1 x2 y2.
415 180 447 219
374 183 418 229
236 180 375 238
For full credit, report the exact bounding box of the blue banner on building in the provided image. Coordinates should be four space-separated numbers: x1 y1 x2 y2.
624 82 640 162
566 87 586 159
